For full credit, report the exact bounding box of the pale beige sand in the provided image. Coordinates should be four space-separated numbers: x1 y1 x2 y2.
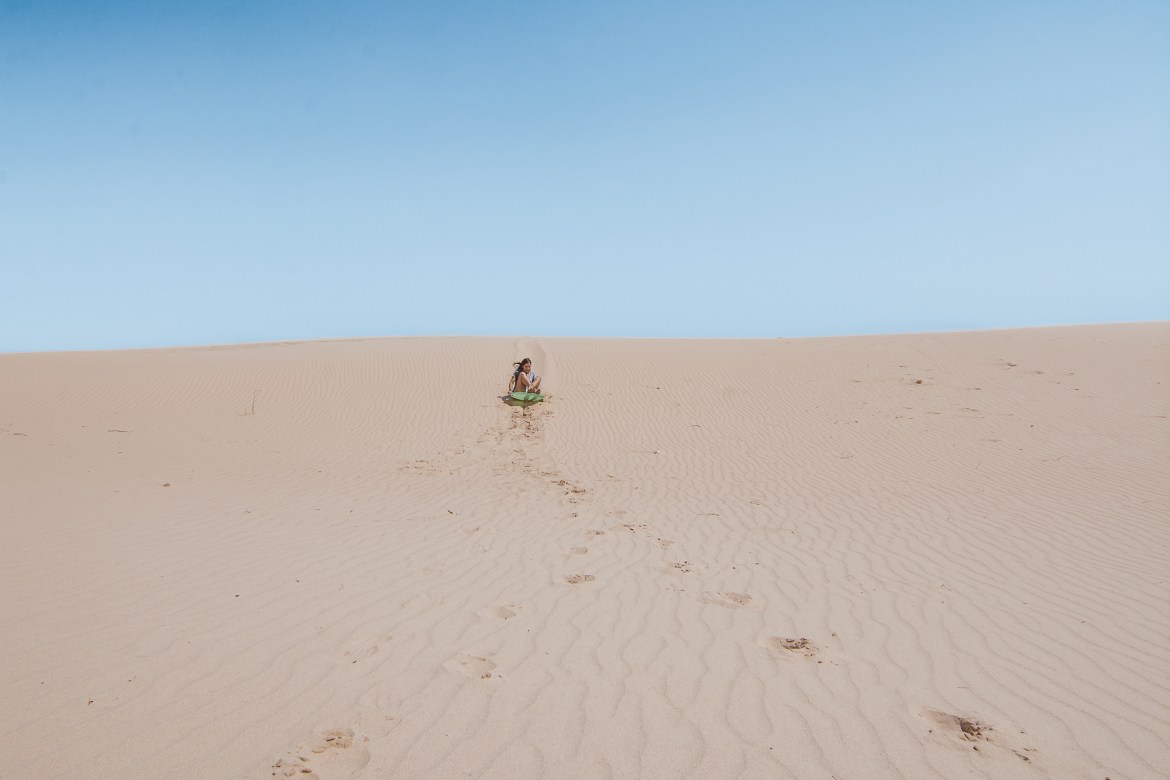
1 324 1168 779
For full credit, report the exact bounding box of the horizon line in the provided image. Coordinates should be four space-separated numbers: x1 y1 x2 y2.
3 319 1166 357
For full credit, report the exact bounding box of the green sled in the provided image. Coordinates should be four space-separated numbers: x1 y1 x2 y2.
510 391 544 402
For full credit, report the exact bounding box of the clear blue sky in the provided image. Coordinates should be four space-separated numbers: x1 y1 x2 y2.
2 1 1167 351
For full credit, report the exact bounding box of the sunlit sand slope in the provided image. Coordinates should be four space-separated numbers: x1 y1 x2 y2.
1 324 1167 779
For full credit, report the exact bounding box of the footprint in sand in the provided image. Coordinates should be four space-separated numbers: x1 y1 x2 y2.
920 708 1036 761
342 643 380 663
759 635 843 665
566 546 589 556
477 604 520 620
585 529 606 537
758 635 818 658
310 729 354 754
271 728 370 778
554 479 589 495
401 592 444 610
564 574 597 585
922 708 991 743
444 653 497 680
702 591 752 608
666 561 695 574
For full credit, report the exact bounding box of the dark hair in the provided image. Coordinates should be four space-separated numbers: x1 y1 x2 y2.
513 357 532 376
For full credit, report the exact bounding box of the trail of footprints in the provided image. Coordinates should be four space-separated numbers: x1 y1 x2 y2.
400 400 596 508
288 400 1038 775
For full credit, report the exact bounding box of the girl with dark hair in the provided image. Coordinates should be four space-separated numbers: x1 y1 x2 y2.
509 358 542 394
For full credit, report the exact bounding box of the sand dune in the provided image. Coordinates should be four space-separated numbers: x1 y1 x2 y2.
1 324 1167 779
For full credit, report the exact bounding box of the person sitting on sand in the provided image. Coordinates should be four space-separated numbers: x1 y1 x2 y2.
509 358 542 394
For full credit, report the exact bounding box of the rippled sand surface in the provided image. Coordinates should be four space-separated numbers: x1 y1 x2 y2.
2 323 1167 779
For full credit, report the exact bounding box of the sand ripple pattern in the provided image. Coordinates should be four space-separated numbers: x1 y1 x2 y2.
1 325 1167 779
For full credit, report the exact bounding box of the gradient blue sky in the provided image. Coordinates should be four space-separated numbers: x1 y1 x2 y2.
2 1 1167 351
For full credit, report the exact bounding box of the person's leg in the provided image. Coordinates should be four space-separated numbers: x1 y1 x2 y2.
530 375 542 392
